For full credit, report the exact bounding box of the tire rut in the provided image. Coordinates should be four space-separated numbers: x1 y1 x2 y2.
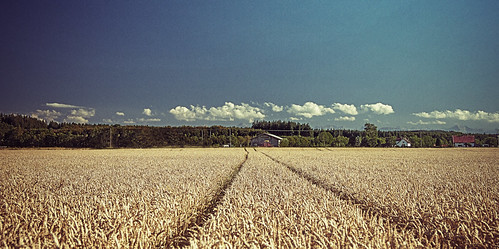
168 148 249 248
258 151 439 245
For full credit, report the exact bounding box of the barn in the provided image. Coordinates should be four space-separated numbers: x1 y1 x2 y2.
395 138 411 147
250 133 283 147
452 135 475 147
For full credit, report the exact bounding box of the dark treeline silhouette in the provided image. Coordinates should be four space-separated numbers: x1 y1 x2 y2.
251 120 312 136
0 114 260 148
1 114 497 148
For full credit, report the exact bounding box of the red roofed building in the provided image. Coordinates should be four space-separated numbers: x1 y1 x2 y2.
452 135 475 147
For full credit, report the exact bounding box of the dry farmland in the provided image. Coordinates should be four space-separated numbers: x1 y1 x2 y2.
0 148 498 248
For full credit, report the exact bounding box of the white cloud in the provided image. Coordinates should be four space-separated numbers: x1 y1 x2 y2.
407 120 446 125
31 110 61 122
413 109 499 123
63 108 96 124
124 119 135 124
170 106 204 121
264 102 284 112
64 116 89 124
71 108 95 117
286 102 335 118
360 103 394 115
332 103 358 115
334 116 356 121
116 112 125 116
143 108 152 116
42 103 96 124
170 102 265 123
138 118 161 122
46 103 81 108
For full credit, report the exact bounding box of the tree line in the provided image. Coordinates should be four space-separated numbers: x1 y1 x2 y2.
0 114 497 148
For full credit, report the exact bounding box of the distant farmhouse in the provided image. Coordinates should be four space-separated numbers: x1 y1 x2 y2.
251 133 283 147
395 138 411 147
452 135 475 147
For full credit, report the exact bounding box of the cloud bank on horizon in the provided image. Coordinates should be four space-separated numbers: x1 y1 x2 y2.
413 109 499 123
27 101 499 133
169 101 393 123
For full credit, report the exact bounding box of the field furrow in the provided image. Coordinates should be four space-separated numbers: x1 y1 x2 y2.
262 148 499 248
1 148 497 248
0 148 246 248
172 148 249 247
187 150 421 248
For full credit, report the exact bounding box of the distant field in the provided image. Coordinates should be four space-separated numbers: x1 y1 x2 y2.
1 148 497 248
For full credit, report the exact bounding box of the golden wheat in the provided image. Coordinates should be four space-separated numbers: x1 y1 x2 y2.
1 148 497 248
0 148 246 248
262 147 499 248
187 150 421 248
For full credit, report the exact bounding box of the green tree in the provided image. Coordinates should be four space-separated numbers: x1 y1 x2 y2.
280 138 290 147
483 137 498 147
422 135 436 147
409 135 421 148
317 131 333 146
386 136 397 147
332 136 349 147
364 123 378 147
355 136 362 147
377 137 386 147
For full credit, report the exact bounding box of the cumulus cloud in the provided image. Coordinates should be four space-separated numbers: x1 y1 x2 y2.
286 102 335 118
71 108 95 117
64 115 90 124
42 102 96 124
170 106 204 121
334 116 356 121
62 107 95 124
124 119 135 124
31 110 61 122
360 103 394 115
170 102 265 123
413 109 499 123
143 108 152 116
46 102 81 108
264 102 284 112
116 112 125 116
332 103 358 115
407 120 446 125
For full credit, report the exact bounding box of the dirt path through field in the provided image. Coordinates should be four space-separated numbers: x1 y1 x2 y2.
186 148 420 248
258 150 423 240
171 148 249 247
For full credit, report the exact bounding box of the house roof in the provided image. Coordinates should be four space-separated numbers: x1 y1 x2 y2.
396 138 410 143
254 133 283 140
452 135 475 143
265 133 283 140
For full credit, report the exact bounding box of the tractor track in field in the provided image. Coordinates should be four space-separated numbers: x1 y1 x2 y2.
169 148 249 248
257 151 463 247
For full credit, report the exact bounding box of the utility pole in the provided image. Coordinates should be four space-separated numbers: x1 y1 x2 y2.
420 131 422 147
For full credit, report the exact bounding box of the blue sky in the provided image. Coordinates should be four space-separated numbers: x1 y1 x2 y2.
1 1 498 132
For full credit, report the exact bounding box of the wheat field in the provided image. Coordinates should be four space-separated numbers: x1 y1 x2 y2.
0 148 497 248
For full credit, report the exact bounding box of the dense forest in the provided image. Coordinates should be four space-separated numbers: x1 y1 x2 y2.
1 114 497 148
